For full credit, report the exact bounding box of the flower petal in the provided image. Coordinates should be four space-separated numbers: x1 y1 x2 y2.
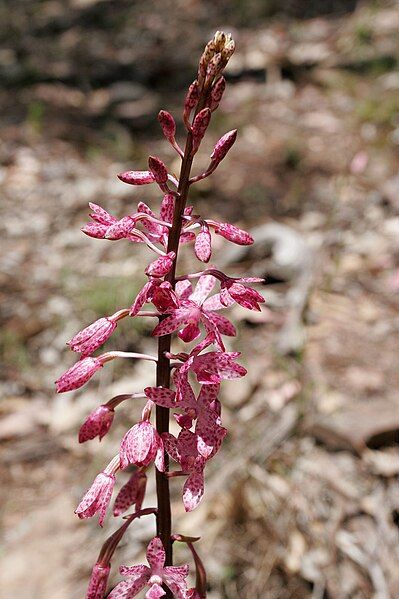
146 537 165 571
183 472 204 512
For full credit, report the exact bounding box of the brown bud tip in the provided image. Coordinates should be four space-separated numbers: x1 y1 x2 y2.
148 156 168 185
158 110 176 140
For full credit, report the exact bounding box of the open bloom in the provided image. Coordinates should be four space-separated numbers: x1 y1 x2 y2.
152 274 236 349
163 430 207 511
146 381 226 459
120 421 165 472
221 278 265 311
79 404 115 443
174 333 247 384
86 563 110 599
75 467 117 526
108 537 189 599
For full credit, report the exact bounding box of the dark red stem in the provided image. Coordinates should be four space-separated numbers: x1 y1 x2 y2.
155 89 210 580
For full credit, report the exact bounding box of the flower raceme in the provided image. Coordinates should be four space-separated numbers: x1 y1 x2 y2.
55 31 265 598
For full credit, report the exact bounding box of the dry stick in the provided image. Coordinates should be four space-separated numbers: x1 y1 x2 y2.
155 89 209 576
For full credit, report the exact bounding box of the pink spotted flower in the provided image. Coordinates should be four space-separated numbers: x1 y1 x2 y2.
120 421 165 472
146 381 226 459
113 470 147 516
163 430 207 512
108 537 189 599
86 563 111 599
152 273 236 350
75 456 119 526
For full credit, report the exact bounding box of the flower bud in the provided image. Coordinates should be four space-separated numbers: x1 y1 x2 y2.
194 223 212 263
221 39 235 63
213 221 253 245
158 110 176 141
117 170 155 185
56 357 103 393
209 76 226 111
79 404 115 443
192 108 211 154
68 317 117 356
213 30 226 51
148 156 168 185
184 80 200 120
145 251 175 277
206 53 222 82
210 129 237 164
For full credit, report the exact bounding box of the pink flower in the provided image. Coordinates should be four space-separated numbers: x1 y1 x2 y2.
56 357 103 393
75 470 116 526
145 251 175 277
120 421 165 472
117 170 156 185
163 430 206 511
147 381 226 459
108 537 189 599
86 563 110 599
68 317 117 356
175 333 247 384
79 404 115 443
152 274 236 349
113 470 147 516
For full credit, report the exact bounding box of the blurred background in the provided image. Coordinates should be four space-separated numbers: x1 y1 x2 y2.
1 0 399 597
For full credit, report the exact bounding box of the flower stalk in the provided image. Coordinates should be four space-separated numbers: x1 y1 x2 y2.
55 30 265 599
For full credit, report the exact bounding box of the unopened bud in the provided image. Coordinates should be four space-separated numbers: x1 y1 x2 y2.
221 39 235 63
117 170 155 185
192 108 211 154
148 156 168 185
184 80 200 121
158 110 176 141
206 53 222 82
210 129 237 164
209 76 226 111
213 31 226 51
